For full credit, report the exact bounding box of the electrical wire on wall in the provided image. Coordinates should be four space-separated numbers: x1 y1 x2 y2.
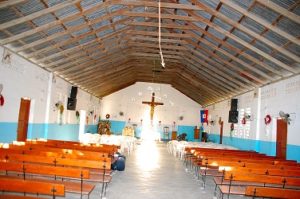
158 0 165 68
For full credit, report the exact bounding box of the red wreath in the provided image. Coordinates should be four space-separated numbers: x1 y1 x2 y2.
0 95 4 106
264 115 272 125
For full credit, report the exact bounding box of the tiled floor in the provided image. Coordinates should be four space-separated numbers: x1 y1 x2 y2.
66 141 253 199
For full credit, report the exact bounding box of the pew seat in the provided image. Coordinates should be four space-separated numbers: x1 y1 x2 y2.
245 186 300 198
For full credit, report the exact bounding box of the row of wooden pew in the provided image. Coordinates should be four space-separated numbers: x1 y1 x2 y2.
0 139 120 199
184 147 300 199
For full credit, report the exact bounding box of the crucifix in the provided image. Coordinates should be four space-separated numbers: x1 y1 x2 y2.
142 92 164 121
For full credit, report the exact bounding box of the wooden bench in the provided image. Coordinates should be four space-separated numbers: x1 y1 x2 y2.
218 172 300 199
25 140 119 154
245 186 300 199
0 161 94 198
0 153 112 198
0 177 64 199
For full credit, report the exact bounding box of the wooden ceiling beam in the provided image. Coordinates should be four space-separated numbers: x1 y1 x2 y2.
127 30 191 38
68 56 133 82
186 31 274 82
126 21 195 30
183 50 251 89
255 0 300 24
25 17 130 59
180 65 231 95
220 0 299 46
0 0 81 30
182 9 298 76
0 0 26 9
184 18 284 77
34 27 129 64
183 52 246 92
118 1 203 11
96 80 136 98
124 11 198 22
0 0 114 45
191 0 300 68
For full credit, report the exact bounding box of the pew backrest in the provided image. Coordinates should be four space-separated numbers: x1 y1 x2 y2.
0 177 65 196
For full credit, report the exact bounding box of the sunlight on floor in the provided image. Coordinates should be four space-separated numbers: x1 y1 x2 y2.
135 139 160 175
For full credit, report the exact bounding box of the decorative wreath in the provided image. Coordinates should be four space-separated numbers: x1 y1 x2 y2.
264 114 272 125
0 95 4 106
105 114 110 119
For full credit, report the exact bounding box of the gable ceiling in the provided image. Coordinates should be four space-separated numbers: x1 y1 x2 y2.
0 0 299 106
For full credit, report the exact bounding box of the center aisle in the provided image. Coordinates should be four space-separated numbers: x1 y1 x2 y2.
105 141 212 199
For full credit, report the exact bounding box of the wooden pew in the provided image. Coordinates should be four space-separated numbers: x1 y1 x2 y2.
245 186 300 199
25 140 119 154
0 177 64 199
0 161 94 198
218 172 300 198
0 153 112 198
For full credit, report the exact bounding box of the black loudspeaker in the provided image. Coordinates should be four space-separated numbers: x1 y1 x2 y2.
228 110 239 123
70 86 78 99
230 99 238 111
67 97 77 110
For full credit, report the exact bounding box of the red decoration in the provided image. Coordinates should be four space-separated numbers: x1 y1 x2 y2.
241 117 246 125
200 110 208 124
230 123 234 131
0 95 4 106
264 115 272 125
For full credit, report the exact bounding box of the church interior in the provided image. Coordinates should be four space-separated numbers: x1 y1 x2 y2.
0 0 300 198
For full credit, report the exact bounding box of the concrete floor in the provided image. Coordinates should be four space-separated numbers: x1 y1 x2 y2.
66 141 254 199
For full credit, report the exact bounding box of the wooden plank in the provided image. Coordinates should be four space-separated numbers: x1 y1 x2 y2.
245 186 300 199
0 177 65 196
124 11 198 22
256 0 300 25
0 0 26 9
187 11 298 74
220 0 299 46
0 0 81 30
118 1 204 11
192 0 300 64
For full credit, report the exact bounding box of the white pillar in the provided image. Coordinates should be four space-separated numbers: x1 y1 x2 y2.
79 110 86 142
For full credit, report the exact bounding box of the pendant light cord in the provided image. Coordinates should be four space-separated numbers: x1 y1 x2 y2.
158 0 165 68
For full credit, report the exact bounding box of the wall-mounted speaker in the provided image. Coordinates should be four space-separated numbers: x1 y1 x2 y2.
230 99 238 111
70 86 78 99
228 110 238 123
67 97 77 110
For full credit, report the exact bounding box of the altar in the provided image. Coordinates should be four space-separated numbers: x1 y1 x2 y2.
122 126 135 137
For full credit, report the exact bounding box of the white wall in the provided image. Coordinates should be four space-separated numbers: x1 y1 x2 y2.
205 74 300 146
259 75 300 145
101 82 202 126
49 76 100 125
0 46 100 134
0 47 49 123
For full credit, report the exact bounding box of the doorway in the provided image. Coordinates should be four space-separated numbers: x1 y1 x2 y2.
17 98 31 141
276 119 287 159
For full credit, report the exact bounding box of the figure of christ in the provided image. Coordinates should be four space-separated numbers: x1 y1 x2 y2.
142 92 164 121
